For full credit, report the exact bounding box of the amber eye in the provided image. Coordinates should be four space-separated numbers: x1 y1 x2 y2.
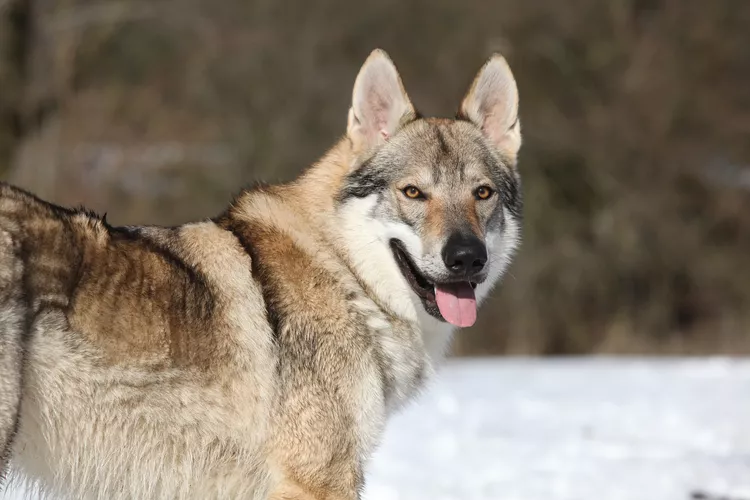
476 186 494 200
403 186 424 199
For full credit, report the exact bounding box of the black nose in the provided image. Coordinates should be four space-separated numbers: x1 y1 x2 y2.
441 233 487 276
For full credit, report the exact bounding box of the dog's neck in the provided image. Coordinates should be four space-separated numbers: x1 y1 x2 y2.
296 139 457 365
293 137 356 213
226 139 456 369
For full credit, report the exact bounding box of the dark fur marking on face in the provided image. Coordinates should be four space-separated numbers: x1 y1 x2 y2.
338 157 390 201
435 127 450 156
473 140 523 220
446 117 523 218
393 195 417 230
430 127 453 185
339 112 426 202
492 168 522 220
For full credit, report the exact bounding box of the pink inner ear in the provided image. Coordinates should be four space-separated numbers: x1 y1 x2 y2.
358 92 392 143
481 103 512 145
484 118 503 145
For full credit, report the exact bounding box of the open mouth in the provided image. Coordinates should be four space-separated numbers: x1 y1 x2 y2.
390 239 478 327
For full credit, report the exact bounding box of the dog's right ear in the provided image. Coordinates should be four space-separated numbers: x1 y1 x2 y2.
347 49 415 157
459 54 521 160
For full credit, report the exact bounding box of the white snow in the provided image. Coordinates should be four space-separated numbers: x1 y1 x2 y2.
3 357 749 500
364 357 750 500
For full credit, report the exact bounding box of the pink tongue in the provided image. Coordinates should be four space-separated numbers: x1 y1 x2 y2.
435 282 477 328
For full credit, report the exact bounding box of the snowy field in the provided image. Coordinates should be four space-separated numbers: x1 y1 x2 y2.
364 358 750 500
3 357 749 500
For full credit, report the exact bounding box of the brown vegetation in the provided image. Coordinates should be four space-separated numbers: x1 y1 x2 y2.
1 0 748 355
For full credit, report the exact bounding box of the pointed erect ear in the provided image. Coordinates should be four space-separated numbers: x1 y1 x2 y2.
347 49 415 155
459 54 521 158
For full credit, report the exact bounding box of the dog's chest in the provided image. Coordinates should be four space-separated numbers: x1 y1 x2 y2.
350 293 431 413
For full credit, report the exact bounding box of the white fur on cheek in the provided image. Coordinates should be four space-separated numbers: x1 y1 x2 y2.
476 214 521 304
337 195 424 321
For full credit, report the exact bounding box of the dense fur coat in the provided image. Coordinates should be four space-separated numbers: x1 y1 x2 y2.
0 49 523 499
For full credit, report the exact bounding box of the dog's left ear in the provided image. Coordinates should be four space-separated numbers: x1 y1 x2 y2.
347 49 415 156
459 54 521 159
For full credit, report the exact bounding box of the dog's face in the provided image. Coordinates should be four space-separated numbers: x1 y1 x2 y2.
337 50 522 328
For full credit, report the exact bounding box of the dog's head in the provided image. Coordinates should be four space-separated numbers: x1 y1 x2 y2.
336 49 522 328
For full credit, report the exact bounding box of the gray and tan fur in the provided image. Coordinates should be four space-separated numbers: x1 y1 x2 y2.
0 49 522 499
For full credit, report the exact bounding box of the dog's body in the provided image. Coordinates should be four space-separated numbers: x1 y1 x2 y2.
0 50 522 499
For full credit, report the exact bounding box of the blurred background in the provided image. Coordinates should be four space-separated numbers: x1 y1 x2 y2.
1 0 748 357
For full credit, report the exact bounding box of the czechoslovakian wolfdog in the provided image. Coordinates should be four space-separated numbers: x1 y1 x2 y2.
0 49 522 499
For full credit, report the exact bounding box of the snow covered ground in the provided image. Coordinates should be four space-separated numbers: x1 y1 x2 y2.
3 358 749 500
364 358 750 500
